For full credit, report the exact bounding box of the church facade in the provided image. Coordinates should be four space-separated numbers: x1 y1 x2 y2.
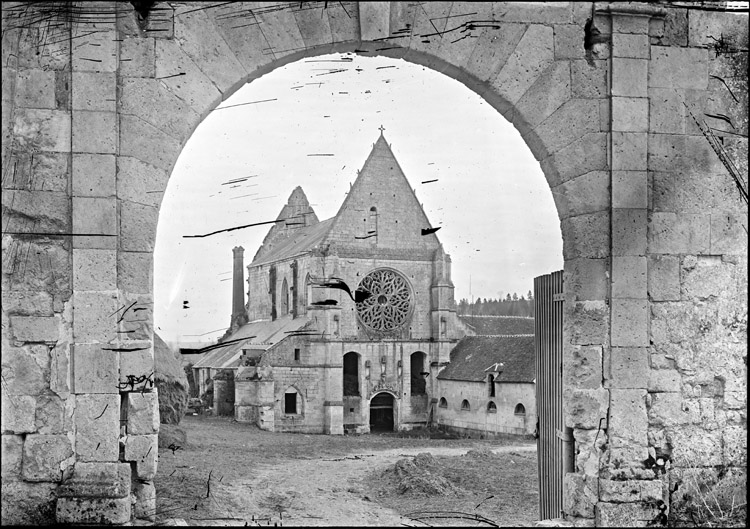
194 132 469 434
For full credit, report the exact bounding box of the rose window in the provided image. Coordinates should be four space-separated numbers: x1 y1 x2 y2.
356 269 413 332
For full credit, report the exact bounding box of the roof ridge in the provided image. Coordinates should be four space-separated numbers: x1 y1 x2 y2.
459 315 534 319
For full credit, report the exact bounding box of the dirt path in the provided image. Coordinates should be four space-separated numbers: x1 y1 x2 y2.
208 445 536 526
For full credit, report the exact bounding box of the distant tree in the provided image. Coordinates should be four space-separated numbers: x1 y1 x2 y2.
527 290 534 301
512 292 518 301
505 293 512 302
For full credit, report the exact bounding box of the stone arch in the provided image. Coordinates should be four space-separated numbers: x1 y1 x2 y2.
6 3 744 526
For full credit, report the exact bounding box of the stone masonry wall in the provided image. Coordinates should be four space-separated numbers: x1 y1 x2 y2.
1 2 746 525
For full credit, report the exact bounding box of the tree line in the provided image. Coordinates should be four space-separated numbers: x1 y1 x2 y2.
457 291 534 317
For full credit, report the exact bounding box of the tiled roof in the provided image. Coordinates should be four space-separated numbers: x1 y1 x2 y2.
251 218 334 267
459 315 535 336
437 335 535 383
193 315 311 369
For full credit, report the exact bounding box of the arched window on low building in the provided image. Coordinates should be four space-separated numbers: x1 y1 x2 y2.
461 399 470 411
487 401 497 413
438 397 448 408
514 403 526 416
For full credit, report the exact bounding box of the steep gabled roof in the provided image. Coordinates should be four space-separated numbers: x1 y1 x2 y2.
193 315 312 370
251 218 334 267
252 187 320 263
320 133 441 252
437 335 535 383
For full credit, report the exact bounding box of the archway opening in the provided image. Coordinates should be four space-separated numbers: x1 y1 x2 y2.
370 392 395 432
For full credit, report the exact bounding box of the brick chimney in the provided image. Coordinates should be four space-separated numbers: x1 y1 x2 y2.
228 246 248 336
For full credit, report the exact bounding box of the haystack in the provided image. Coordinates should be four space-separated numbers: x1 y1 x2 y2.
154 332 189 424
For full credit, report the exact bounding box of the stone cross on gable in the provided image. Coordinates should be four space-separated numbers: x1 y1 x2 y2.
378 125 385 135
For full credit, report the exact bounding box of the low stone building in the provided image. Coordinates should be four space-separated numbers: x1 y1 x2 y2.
436 318 537 437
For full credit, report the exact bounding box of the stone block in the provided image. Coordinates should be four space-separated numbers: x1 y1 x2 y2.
72 72 116 112
564 258 609 301
612 256 647 299
491 24 554 105
34 393 69 435
2 291 54 317
72 196 117 250
648 88 684 134
612 209 647 256
72 249 117 290
125 434 158 479
646 392 690 427
128 391 160 435
1 434 24 478
612 132 647 171
154 39 222 113
566 300 609 346
119 200 158 252
611 299 648 347
564 473 597 518
116 156 168 207
16 69 56 109
681 255 735 301
542 133 608 187
5 151 69 192
120 37 155 77
612 33 649 58
72 153 116 197
612 13 650 34
564 388 609 429
609 347 649 389
649 46 708 90
571 59 608 99
612 58 647 97
67 461 130 494
688 10 749 47
117 251 153 293
612 97 648 132
1 345 48 395
71 30 117 72
608 389 648 449
599 479 662 503
612 171 647 209
710 213 747 255
8 315 60 343
119 77 199 141
513 61 571 133
648 213 710 255
531 98 600 159
564 345 602 390
12 108 71 152
2 189 71 234
647 369 681 393
173 9 247 94
72 110 117 154
50 343 72 398
561 211 610 260
120 343 155 391
74 394 120 462
0 480 58 525
647 255 680 301
552 171 609 219
21 433 73 482
72 291 118 342
555 24 584 59
119 114 182 173
648 134 723 176
134 480 156 521
72 344 119 394
56 496 131 525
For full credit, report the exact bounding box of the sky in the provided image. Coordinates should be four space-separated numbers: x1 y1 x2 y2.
153 52 563 345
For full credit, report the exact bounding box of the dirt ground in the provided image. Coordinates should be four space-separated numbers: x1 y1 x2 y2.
154 415 539 526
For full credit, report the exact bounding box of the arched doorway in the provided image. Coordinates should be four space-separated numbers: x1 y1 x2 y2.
369 392 395 432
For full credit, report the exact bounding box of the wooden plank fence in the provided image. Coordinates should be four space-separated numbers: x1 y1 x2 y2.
534 270 574 520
